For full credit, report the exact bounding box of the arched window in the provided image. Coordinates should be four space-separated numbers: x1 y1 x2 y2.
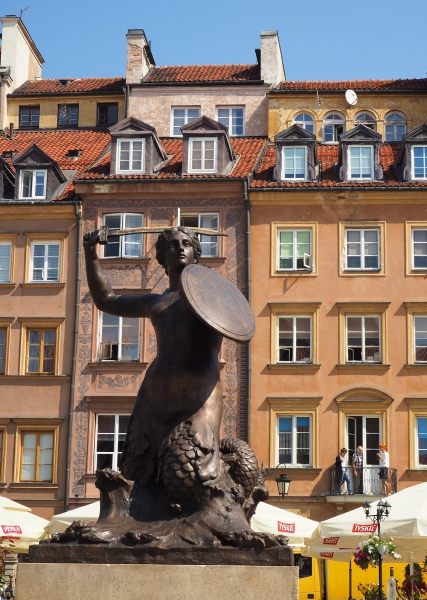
323 113 345 143
385 112 406 141
355 112 376 131
293 113 314 134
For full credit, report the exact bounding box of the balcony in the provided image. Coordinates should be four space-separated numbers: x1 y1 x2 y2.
329 467 397 497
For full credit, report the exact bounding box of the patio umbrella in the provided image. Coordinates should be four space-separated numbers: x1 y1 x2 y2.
45 501 100 535
251 501 319 546
0 505 48 553
306 481 427 561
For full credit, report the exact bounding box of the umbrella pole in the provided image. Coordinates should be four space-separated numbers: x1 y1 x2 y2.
348 559 354 600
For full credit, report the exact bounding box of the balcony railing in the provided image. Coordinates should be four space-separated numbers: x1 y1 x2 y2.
329 467 397 496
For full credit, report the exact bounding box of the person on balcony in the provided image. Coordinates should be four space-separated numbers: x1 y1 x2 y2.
352 446 364 494
336 448 353 495
377 443 391 496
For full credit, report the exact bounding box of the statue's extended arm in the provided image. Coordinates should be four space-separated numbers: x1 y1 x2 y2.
83 230 154 318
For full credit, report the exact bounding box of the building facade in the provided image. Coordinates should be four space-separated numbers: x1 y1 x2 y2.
249 79 427 521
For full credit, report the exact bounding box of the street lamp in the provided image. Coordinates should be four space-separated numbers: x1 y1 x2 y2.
275 465 292 497
363 499 392 600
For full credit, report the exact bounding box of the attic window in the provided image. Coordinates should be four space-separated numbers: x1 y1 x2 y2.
58 79 71 86
117 139 145 173
66 149 82 159
188 138 217 173
19 170 47 199
2 151 16 158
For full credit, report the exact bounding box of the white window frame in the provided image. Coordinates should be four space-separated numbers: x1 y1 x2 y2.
345 228 380 271
346 314 381 363
0 242 12 283
19 169 47 200
416 416 427 467
385 112 406 142
94 414 131 472
276 414 312 466
277 315 312 364
348 145 374 181
102 213 144 259
412 146 427 180
322 113 345 143
30 241 61 282
188 137 217 173
412 228 427 270
180 212 220 257
281 146 307 181
277 229 311 271
293 113 315 134
216 107 245 136
413 315 427 363
116 139 145 174
99 312 140 362
171 107 200 137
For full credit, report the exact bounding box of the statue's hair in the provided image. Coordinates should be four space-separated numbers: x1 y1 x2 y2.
155 226 201 274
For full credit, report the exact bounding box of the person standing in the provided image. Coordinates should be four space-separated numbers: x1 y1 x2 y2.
352 446 364 494
336 448 353 495
377 443 391 496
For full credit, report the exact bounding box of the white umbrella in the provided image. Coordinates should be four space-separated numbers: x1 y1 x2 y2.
0 496 31 512
45 501 99 535
0 506 48 553
307 482 427 561
251 501 319 546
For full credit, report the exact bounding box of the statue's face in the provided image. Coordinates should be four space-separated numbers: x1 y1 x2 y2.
165 230 195 273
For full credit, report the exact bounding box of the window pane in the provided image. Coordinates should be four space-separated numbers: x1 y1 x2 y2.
131 141 143 171
21 171 32 198
104 215 122 258
191 141 202 170
295 317 311 362
278 317 293 362
413 230 427 268
0 243 11 283
415 316 427 361
124 214 143 257
32 243 46 280
119 141 130 171
47 244 60 281
418 418 427 465
296 416 310 465
413 147 427 179
34 172 45 197
278 417 292 464
0 330 5 374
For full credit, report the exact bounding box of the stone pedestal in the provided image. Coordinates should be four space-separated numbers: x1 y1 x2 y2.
16 563 298 600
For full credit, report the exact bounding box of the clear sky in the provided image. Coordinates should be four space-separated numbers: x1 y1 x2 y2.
1 0 426 82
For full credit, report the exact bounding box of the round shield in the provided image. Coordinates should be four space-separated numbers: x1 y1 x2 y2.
179 264 255 343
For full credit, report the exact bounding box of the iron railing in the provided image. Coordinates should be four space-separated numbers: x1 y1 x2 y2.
329 467 397 496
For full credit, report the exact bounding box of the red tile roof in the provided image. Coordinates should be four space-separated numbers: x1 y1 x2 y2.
0 129 110 199
79 137 266 181
11 78 125 96
251 143 427 188
144 64 261 83
277 79 427 92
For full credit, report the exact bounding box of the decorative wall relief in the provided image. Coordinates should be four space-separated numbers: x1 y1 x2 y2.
104 264 147 288
99 373 139 390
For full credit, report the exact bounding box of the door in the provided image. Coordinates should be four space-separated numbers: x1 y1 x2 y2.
346 416 381 494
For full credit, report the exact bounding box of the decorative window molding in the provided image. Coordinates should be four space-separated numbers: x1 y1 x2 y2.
19 106 40 129
0 318 14 376
180 212 220 257
102 213 144 258
188 137 217 173
274 125 317 183
405 398 427 470
19 169 47 199
18 317 64 376
267 396 321 469
13 419 61 483
99 312 140 362
94 414 131 472
216 107 244 136
171 107 200 137
24 233 67 284
404 303 427 365
339 221 385 276
336 302 390 366
116 139 145 174
385 112 406 141
269 302 321 367
271 222 318 277
338 125 382 182
293 113 315 134
323 112 345 143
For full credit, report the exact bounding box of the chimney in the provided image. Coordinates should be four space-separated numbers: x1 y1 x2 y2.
259 30 285 86
126 29 155 84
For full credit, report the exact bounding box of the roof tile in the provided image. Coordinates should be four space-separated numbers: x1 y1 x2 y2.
278 78 427 92
144 64 260 83
11 78 125 95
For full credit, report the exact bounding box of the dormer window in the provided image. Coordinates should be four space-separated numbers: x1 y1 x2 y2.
189 138 217 173
412 146 427 180
20 170 47 199
117 139 145 173
282 147 307 180
395 124 427 182
348 146 373 180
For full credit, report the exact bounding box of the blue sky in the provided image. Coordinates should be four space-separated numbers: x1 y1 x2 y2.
1 0 425 81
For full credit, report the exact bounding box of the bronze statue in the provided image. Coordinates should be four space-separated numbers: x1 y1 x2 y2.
36 226 290 563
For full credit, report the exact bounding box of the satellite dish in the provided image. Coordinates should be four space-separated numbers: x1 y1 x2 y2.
345 89 358 106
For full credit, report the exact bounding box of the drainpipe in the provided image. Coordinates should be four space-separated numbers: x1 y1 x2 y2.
244 179 252 444
65 200 82 511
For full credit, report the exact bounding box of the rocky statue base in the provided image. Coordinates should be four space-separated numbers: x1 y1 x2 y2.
17 564 299 600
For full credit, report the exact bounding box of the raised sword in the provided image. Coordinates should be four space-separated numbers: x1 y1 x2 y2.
98 225 226 245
